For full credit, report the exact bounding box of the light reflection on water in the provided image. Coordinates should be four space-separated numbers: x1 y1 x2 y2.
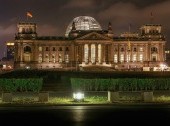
71 106 85 122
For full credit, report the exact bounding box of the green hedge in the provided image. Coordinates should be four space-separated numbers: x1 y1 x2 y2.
71 78 170 91
0 78 43 92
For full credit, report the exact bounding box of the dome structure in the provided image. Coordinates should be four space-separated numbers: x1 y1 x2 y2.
65 16 102 37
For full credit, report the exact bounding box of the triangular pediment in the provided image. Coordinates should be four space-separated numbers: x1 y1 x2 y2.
76 32 111 40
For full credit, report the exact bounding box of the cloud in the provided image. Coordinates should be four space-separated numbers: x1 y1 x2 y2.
96 1 170 36
63 0 94 9
37 24 59 36
0 24 16 36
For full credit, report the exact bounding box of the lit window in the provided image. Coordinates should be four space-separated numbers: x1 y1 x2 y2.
140 47 143 52
45 54 49 62
38 47 42 52
127 54 130 62
139 54 143 62
38 54 42 63
133 54 137 62
59 54 62 63
114 54 118 63
52 54 55 63
65 54 69 63
120 54 124 62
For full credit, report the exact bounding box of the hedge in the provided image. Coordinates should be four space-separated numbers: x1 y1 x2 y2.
0 78 43 92
71 78 170 91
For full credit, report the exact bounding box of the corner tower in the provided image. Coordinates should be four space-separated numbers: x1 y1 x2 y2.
16 22 37 39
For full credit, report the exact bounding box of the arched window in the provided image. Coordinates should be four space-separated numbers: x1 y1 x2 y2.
24 46 31 53
151 47 158 52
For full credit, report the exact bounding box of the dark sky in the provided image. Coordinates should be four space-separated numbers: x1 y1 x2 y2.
0 0 170 58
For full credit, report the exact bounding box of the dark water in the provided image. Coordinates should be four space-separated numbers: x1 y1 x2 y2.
0 104 170 126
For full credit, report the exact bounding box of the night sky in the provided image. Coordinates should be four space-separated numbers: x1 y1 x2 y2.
0 0 170 58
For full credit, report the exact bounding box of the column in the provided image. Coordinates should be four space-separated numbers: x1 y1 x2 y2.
82 44 85 63
88 44 91 64
125 44 127 62
148 43 151 61
102 44 106 64
95 44 98 64
20 43 23 62
110 44 114 64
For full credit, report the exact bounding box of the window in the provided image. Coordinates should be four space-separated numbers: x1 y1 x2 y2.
133 54 137 62
59 47 62 51
38 54 42 63
46 47 49 51
120 54 124 62
45 54 49 62
52 47 56 51
52 54 55 63
24 46 31 53
127 54 130 62
59 54 62 63
139 47 143 52
151 47 158 52
139 54 143 62
66 47 69 51
133 47 137 52
65 54 69 63
121 48 124 52
114 54 118 63
38 47 42 52
152 56 156 61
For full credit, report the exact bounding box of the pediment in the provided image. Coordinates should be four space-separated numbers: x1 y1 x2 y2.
76 32 111 40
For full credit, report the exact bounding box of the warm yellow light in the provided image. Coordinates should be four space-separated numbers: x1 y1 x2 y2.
6 42 14 46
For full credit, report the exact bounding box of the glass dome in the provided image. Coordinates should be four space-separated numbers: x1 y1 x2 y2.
65 16 102 37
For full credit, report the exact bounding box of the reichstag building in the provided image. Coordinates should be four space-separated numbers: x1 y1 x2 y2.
14 16 166 70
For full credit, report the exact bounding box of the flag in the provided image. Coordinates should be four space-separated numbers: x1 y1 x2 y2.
27 12 33 18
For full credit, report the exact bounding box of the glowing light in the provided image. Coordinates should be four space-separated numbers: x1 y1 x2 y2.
73 92 84 101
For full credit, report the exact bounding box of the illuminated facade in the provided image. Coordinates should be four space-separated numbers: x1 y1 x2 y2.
14 16 166 70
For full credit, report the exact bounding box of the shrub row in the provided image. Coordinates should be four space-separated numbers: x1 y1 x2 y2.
71 78 170 91
0 78 43 92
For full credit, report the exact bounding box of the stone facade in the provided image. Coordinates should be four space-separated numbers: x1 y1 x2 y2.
13 16 166 70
